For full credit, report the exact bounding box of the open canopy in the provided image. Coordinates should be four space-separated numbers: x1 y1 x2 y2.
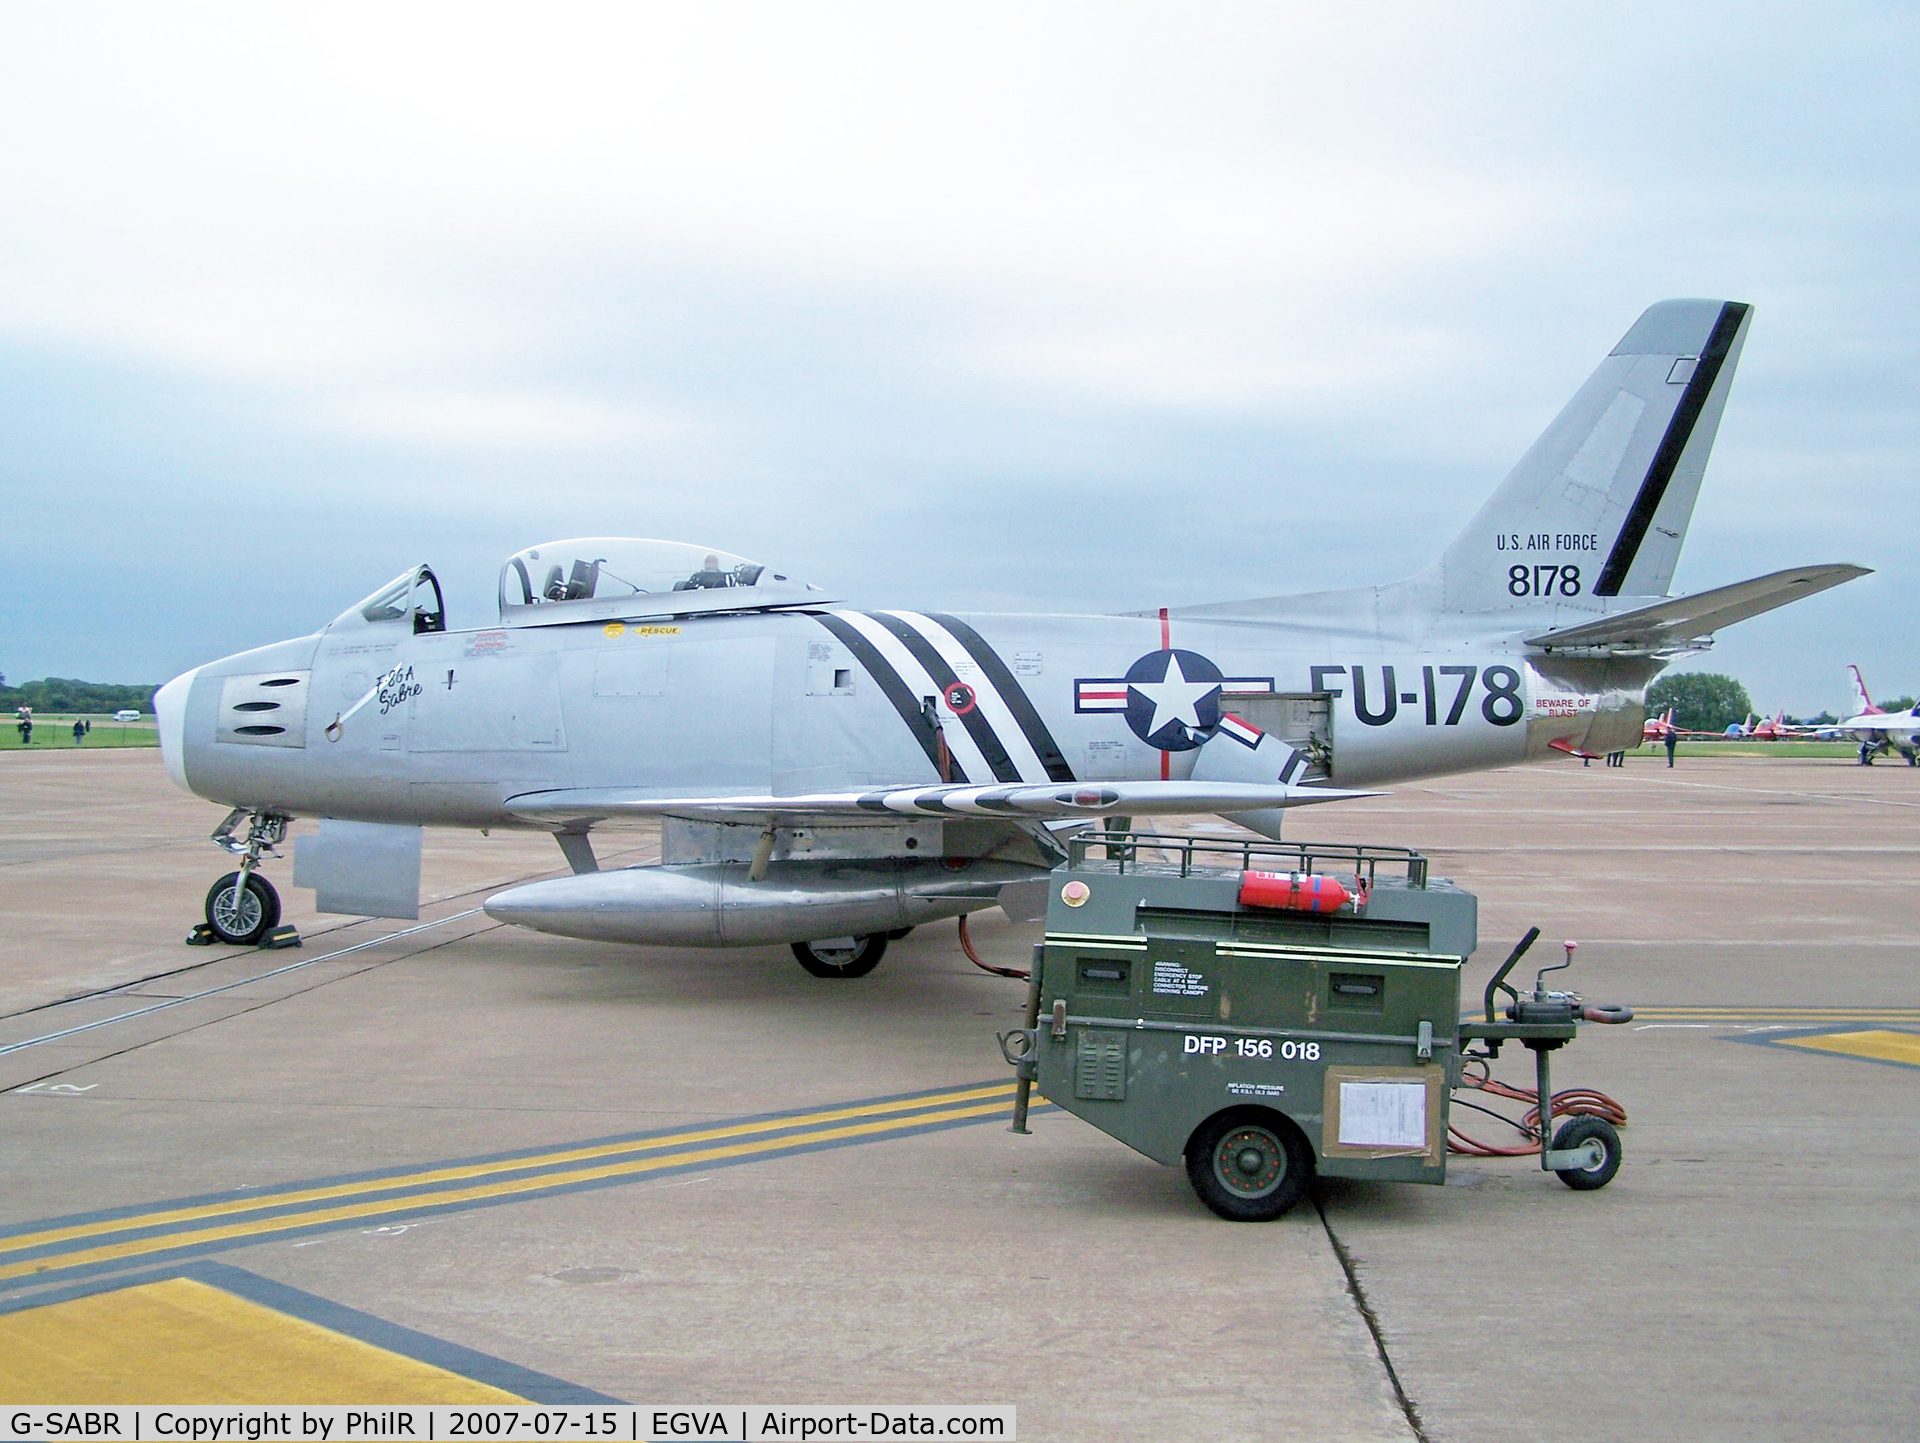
498 538 834 627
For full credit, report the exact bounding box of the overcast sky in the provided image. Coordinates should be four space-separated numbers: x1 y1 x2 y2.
2 4 1914 712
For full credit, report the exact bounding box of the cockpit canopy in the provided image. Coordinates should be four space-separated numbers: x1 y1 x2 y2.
497 538 833 627
327 564 446 634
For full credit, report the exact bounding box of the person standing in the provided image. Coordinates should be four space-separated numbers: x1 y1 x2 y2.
1665 730 1678 767
72 718 85 745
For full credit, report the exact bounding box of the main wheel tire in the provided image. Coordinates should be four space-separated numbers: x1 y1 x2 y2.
1550 1115 1622 1190
205 872 280 945
1185 1108 1313 1221
790 933 888 978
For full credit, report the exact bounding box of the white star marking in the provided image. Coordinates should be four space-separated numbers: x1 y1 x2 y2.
1130 653 1219 740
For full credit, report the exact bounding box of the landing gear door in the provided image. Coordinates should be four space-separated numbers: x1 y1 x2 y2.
1217 692 1332 780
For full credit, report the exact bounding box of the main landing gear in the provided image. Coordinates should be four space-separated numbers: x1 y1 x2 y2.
196 809 293 946
790 933 892 978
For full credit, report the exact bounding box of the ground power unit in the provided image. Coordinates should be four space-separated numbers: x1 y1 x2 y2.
1000 832 1630 1219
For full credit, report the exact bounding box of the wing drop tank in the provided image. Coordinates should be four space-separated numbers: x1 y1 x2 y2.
483 856 1048 946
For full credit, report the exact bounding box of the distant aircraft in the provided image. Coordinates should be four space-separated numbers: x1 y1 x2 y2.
1729 710 1795 740
154 299 1868 972
1828 665 1920 765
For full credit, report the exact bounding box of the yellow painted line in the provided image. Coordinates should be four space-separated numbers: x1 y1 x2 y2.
1772 1030 1920 1068
1632 1007 1920 1016
0 1082 1013 1261
1633 1013 1920 1023
1633 1011 1920 1018
0 1277 520 1404
0 1099 1012 1283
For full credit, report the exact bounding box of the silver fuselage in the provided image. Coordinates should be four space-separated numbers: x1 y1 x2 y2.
159 603 1653 827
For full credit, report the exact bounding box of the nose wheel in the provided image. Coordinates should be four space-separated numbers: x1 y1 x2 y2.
197 809 291 946
205 872 282 945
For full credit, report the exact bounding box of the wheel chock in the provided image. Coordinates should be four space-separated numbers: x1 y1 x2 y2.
186 923 218 947
259 925 302 950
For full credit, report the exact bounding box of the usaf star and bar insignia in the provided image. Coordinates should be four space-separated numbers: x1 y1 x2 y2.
1075 649 1273 752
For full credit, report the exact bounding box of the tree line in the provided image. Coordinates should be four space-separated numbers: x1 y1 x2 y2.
1647 672 1906 733
0 678 158 714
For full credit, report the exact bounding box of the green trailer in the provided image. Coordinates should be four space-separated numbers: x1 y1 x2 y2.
999 831 1629 1220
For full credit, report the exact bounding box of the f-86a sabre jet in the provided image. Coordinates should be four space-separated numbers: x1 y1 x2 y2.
155 299 1865 974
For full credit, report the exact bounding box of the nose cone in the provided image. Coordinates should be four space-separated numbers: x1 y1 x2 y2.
153 666 200 794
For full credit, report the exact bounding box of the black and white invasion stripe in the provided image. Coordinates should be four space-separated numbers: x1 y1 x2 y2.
814 611 1076 786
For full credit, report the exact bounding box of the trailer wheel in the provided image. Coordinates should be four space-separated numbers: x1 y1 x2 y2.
1550 1115 1622 1190
790 934 888 978
1186 1108 1313 1221
205 872 280 945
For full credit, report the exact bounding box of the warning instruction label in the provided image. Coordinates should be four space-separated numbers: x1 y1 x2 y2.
1152 961 1209 997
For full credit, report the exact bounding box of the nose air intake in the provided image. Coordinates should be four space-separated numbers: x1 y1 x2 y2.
154 667 199 794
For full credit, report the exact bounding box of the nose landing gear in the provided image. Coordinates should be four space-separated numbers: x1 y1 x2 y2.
194 809 295 947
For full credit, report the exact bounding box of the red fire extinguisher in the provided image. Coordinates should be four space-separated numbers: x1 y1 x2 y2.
1238 870 1356 913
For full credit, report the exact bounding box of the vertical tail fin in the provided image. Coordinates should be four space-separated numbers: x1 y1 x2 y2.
1849 664 1880 715
1434 299 1752 614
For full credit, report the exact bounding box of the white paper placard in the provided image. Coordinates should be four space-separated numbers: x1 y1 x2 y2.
1337 1080 1427 1148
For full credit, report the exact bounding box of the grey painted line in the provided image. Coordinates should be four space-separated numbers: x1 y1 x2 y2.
1605 774 1920 809
0 1105 1042 1295
0 1260 622 1403
0 909 484 1058
0 1078 1019 1241
0 838 661 1026
0 1092 1023 1266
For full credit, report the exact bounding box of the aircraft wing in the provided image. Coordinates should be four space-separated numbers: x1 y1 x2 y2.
1523 564 1869 655
505 779 1373 828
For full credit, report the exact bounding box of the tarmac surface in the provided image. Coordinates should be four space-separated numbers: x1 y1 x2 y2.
2 746 1916 1439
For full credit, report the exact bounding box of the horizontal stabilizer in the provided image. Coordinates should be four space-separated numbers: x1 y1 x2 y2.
1523 564 1869 655
506 779 1372 828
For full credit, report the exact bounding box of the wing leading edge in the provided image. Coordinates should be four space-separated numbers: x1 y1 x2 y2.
506 779 1372 828
1523 564 1869 656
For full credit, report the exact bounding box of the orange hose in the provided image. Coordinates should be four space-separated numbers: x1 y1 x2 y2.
957 914 1029 979
1447 1074 1628 1156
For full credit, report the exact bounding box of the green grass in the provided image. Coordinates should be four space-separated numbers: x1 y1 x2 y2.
1660 740 1870 759
1 714 159 749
